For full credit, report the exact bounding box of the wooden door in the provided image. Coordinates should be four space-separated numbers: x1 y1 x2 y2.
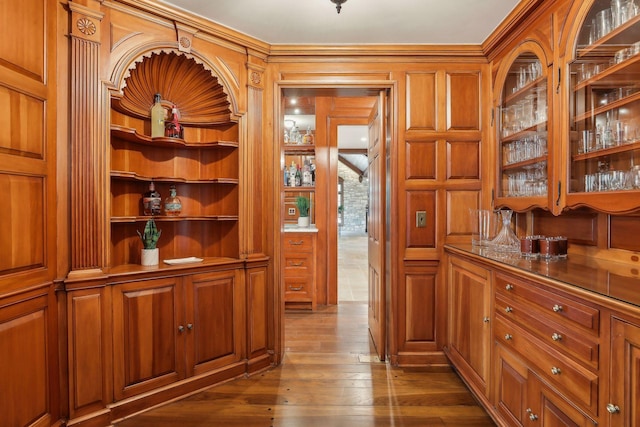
494 343 529 426
186 270 245 376
526 373 595 427
609 317 640 427
112 277 185 400
368 91 386 361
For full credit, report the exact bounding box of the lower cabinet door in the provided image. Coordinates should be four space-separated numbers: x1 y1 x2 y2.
494 343 529 426
185 270 244 376
112 277 185 400
609 317 640 427
526 374 595 427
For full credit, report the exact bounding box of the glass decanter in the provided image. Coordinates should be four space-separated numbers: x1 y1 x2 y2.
490 209 519 252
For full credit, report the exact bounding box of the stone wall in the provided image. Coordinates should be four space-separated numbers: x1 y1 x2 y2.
338 162 368 235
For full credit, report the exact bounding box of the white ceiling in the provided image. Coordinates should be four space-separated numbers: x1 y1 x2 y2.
160 0 521 45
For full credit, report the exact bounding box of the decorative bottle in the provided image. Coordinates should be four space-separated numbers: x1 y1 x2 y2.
165 105 183 139
289 161 297 187
164 185 182 216
303 126 314 145
142 181 162 216
150 93 165 138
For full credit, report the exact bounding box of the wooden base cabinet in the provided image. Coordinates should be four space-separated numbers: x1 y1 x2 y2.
112 269 244 402
445 255 492 398
282 232 317 310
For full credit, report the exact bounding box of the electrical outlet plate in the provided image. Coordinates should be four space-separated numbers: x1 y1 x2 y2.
288 207 296 216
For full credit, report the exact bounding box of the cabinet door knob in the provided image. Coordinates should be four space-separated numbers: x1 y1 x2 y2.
505 284 514 291
529 413 539 421
551 333 562 341
483 316 490 323
505 334 513 341
606 403 621 414
552 304 563 312
187 323 193 330
551 366 562 375
505 306 513 313
178 325 185 332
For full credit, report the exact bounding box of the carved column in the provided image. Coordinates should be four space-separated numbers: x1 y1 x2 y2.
68 1 105 274
245 55 267 258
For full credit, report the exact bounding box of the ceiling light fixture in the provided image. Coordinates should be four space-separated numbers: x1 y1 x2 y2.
330 0 347 14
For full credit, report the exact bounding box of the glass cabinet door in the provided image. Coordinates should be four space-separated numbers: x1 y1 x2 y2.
568 0 640 212
497 51 550 211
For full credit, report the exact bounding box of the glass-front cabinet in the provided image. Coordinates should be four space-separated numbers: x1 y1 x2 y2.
495 44 552 212
567 0 640 212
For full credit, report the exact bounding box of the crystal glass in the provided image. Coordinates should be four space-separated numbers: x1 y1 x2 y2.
490 209 520 252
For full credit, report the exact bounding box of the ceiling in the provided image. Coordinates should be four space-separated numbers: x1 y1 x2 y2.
159 0 521 45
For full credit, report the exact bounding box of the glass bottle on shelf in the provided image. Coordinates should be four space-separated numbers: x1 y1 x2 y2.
302 126 314 145
142 181 162 216
150 93 166 138
164 185 182 216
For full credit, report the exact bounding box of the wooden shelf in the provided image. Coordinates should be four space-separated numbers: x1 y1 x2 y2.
502 156 548 171
504 75 546 104
110 170 239 185
111 125 238 148
111 215 239 223
283 186 315 192
574 55 640 92
283 144 316 154
577 14 640 59
572 139 640 162
501 122 548 143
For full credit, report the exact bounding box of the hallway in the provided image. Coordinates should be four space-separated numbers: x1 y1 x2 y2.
338 232 368 302
117 303 495 426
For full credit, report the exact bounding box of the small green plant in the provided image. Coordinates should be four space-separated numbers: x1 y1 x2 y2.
137 219 162 249
296 196 310 217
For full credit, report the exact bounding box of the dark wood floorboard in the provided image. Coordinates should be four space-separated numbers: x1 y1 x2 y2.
115 303 495 426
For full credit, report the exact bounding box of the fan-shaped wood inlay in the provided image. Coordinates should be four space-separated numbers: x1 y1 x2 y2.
115 51 232 125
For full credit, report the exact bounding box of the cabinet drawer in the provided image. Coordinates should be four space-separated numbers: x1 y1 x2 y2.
494 316 599 414
283 235 314 253
283 253 314 273
284 277 313 300
496 273 599 334
496 294 599 369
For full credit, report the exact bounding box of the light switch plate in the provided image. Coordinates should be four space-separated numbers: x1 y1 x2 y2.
416 211 426 228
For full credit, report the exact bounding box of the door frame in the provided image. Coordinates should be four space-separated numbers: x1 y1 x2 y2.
272 81 397 363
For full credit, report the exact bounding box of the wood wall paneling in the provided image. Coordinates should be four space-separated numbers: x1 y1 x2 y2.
447 72 480 131
406 190 436 248
405 140 436 180
404 273 436 342
406 72 437 131
446 191 481 238
610 215 640 252
533 210 598 246
447 140 480 180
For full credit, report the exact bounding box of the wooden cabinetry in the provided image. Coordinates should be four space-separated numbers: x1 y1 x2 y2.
608 316 640 426
565 1 640 213
445 255 492 398
282 232 317 310
494 42 553 212
112 269 244 401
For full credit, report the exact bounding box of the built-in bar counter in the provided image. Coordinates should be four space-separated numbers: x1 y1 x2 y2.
446 243 640 309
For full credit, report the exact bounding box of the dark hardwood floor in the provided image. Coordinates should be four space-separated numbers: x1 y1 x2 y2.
115 303 495 426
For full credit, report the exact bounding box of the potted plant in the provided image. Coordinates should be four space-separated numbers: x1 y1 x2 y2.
296 195 310 227
137 218 162 266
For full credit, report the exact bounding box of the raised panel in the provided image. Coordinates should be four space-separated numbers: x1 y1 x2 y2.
610 317 640 427
404 273 436 342
406 190 436 248
610 215 640 251
189 270 243 374
446 191 480 237
0 0 45 80
0 85 44 158
69 291 105 414
406 140 436 179
406 72 436 130
247 268 267 358
0 297 48 427
447 72 480 130
0 173 44 275
534 211 598 246
447 140 480 179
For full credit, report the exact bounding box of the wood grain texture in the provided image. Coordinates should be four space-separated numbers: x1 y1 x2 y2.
116 303 495 426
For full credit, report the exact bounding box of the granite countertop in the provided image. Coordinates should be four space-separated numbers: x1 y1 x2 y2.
445 243 640 308
283 224 319 233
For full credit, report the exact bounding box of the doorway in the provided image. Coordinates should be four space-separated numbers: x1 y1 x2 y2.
277 84 392 363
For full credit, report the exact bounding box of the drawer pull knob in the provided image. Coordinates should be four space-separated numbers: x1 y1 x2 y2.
551 333 562 341
290 261 304 266
289 285 304 291
552 304 563 312
288 240 304 245
187 323 193 330
551 366 562 375
505 284 514 291
178 325 185 333
483 316 490 323
529 413 539 421
606 403 621 414
505 306 513 313
505 334 513 341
